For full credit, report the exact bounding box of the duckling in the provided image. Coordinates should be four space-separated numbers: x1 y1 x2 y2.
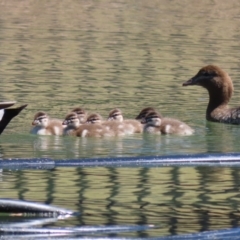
0 103 27 135
135 107 156 122
71 107 88 124
31 112 63 135
107 108 143 134
62 112 117 137
107 108 124 122
86 113 103 124
85 113 126 136
183 65 240 124
62 112 81 135
143 110 194 135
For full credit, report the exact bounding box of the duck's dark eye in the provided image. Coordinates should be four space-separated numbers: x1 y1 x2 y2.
201 71 210 76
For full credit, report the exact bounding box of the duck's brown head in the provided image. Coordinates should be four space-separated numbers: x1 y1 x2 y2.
183 65 232 88
183 65 233 105
107 108 123 122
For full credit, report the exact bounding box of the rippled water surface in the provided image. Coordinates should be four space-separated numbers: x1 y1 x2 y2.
1 0 240 238
2 166 240 238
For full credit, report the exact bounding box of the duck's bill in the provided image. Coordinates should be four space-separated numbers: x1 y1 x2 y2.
0 101 16 109
182 78 194 86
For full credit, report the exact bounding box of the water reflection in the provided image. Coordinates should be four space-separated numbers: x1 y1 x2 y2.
1 166 240 237
0 126 238 159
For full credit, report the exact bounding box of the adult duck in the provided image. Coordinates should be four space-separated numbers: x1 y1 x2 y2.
183 65 240 124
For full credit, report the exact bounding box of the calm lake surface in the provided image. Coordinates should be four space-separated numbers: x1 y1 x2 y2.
1 0 240 238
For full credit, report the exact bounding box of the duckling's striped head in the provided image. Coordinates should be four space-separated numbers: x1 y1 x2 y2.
135 107 156 122
63 112 80 128
108 108 123 122
32 112 49 127
86 113 103 124
143 111 162 127
72 107 87 123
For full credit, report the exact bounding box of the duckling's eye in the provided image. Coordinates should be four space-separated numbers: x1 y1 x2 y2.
145 117 152 122
112 114 119 117
91 118 97 122
38 117 45 121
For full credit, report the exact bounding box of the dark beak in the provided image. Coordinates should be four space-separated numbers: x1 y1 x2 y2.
182 78 194 86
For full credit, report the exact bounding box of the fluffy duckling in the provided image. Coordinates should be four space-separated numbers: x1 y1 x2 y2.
62 112 117 137
85 113 126 136
62 112 81 135
107 108 143 134
87 111 141 136
31 112 63 135
143 110 194 136
183 65 240 124
71 107 88 124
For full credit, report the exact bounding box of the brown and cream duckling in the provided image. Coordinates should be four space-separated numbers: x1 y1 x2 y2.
85 113 126 136
143 110 194 136
62 112 117 137
31 112 63 135
107 108 143 134
71 107 88 124
62 112 81 135
183 65 240 124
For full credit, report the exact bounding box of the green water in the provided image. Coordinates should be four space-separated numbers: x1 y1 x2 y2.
1 0 240 237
